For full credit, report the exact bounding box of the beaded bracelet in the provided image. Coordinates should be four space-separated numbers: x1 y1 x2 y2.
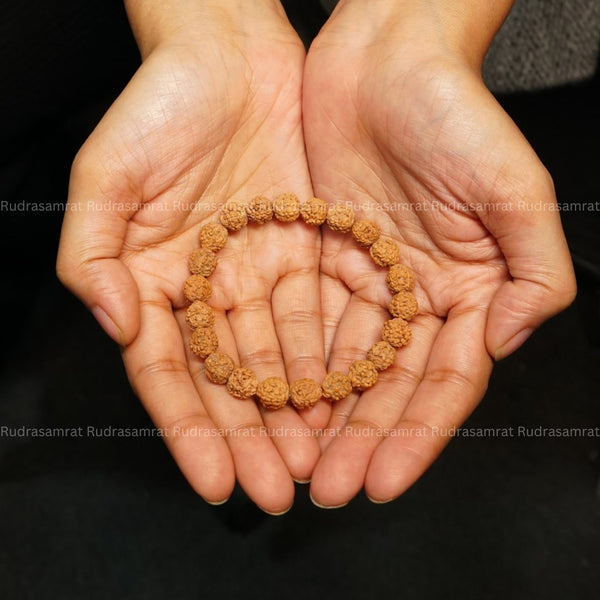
183 193 418 410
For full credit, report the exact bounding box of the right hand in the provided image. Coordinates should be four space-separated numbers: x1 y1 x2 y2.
56 0 328 514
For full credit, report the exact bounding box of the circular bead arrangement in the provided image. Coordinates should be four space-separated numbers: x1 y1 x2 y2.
183 192 418 410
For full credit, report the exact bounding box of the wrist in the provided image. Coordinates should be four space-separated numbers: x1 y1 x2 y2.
327 0 514 70
124 0 290 59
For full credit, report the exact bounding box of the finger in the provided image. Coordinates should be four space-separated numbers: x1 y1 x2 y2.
57 160 140 346
181 309 296 514
226 296 321 483
309 314 440 507
122 299 235 505
272 261 329 430
319 294 389 446
484 184 577 359
465 103 577 359
364 306 492 503
320 272 351 361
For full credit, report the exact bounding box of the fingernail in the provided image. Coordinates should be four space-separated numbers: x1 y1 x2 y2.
205 497 230 506
495 327 534 361
366 494 396 505
293 478 311 484
92 306 124 345
309 492 348 509
260 505 293 517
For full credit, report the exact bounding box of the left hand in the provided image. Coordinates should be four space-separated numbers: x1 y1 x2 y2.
303 1 576 506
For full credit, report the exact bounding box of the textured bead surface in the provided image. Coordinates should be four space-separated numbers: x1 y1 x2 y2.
204 352 235 384
219 202 248 231
389 291 419 321
273 193 300 222
326 205 355 232
189 327 219 358
247 195 273 224
321 372 353 402
188 248 217 277
256 377 290 410
300 197 328 225
386 264 415 293
183 275 212 303
351 220 381 247
367 341 396 371
348 360 379 390
290 379 322 409
370 237 401 267
199 223 228 252
382 318 412 348
227 367 259 399
185 300 215 329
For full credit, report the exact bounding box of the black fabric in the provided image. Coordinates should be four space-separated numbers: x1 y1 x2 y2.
0 2 599 598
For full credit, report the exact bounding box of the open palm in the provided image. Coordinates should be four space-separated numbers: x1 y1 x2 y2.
57 13 328 514
303 15 575 506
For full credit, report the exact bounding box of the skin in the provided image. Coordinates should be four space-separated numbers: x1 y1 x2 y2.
57 0 577 511
303 0 576 506
56 0 329 515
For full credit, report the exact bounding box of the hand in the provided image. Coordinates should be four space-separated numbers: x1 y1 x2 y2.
57 0 328 514
303 1 576 506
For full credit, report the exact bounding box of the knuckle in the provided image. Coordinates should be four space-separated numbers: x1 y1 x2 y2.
242 348 282 370
345 417 388 438
129 357 189 394
332 345 372 365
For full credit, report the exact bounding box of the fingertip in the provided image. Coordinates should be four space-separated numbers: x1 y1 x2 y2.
61 258 141 346
92 305 128 346
364 454 413 503
309 435 370 508
309 491 349 510
259 503 294 517
365 494 396 505
205 497 231 506
493 326 534 361
176 438 236 505
269 423 321 483
485 273 576 360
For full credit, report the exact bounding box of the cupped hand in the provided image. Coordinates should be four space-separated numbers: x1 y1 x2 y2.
303 3 576 507
57 2 328 514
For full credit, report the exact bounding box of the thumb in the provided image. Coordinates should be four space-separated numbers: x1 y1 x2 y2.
484 175 576 360
56 150 140 347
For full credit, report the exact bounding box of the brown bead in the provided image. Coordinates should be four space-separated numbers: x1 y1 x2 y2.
367 341 396 371
219 202 248 231
256 377 290 410
299 197 328 225
227 367 258 399
321 372 353 402
370 237 401 267
188 248 217 277
386 264 415 293
349 360 379 390
199 222 228 252
189 327 218 358
183 274 212 303
382 318 412 348
185 301 215 329
351 220 381 247
204 352 235 385
273 193 300 222
247 195 273 224
326 205 355 233
289 379 322 409
389 291 419 321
